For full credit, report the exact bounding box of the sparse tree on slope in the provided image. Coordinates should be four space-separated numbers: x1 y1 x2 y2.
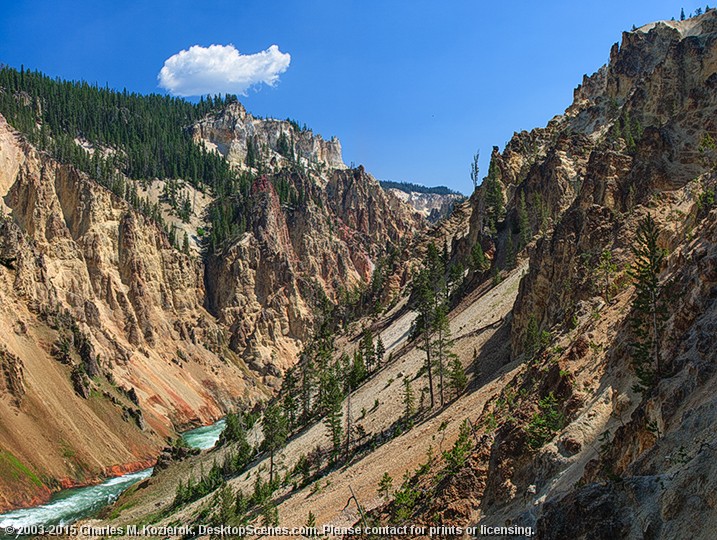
261 403 288 484
630 213 666 391
470 150 480 192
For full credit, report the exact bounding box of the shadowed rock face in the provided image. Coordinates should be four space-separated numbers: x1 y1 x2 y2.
204 166 423 383
387 11 717 539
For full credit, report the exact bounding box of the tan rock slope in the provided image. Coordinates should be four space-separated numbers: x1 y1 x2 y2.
0 116 263 511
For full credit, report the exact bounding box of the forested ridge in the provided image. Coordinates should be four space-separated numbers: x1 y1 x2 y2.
0 65 238 188
379 180 462 196
0 65 267 251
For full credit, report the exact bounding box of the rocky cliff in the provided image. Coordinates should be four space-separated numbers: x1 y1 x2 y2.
192 102 346 171
384 187 464 222
408 11 717 538
192 109 424 382
0 114 269 511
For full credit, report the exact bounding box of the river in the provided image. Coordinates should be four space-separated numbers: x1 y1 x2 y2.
0 418 226 534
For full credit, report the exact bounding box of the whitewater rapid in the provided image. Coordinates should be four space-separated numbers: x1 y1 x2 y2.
0 418 226 534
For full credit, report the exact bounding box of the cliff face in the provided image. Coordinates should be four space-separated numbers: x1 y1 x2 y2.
0 90 423 509
394 11 717 538
0 116 265 511
192 102 346 171
204 166 423 383
510 13 717 355
384 188 464 222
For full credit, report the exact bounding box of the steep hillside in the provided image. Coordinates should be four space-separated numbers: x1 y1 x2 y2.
374 10 717 539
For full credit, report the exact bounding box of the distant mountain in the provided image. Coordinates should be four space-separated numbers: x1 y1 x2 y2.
379 180 465 222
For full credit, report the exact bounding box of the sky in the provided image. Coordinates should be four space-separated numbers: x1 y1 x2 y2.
0 1 706 194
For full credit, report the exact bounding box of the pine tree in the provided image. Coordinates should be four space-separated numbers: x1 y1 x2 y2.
505 233 516 268
300 354 316 423
483 157 504 232
470 242 488 272
306 511 317 529
681 7 686 20
218 412 252 467
282 367 299 430
378 472 393 500
321 370 344 459
470 150 480 192
448 357 467 397
374 335 386 368
432 301 453 407
261 499 279 527
412 262 436 409
215 483 236 526
182 231 190 254
518 191 531 248
524 314 542 361
596 249 617 302
262 404 288 484
402 378 415 422
360 328 375 373
629 214 666 391
448 262 465 297
348 350 367 390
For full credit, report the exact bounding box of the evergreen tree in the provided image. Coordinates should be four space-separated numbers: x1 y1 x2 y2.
470 242 488 272
432 301 453 407
300 354 317 423
320 369 344 459
412 261 436 409
448 357 467 397
374 335 386 368
261 404 288 484
348 350 367 390
306 511 317 529
182 231 190 254
518 191 531 248
360 328 376 373
470 150 480 192
629 214 666 391
505 233 516 269
596 249 617 302
681 7 686 20
282 367 299 430
261 500 279 527
447 262 465 297
483 156 504 232
524 314 545 361
378 472 393 500
402 378 415 422
214 483 236 526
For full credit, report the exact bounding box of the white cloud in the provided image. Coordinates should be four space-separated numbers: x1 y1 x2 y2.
158 44 291 97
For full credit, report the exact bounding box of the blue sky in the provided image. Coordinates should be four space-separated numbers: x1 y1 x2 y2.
0 1 705 193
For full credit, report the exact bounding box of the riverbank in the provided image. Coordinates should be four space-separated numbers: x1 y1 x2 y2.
0 418 226 530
